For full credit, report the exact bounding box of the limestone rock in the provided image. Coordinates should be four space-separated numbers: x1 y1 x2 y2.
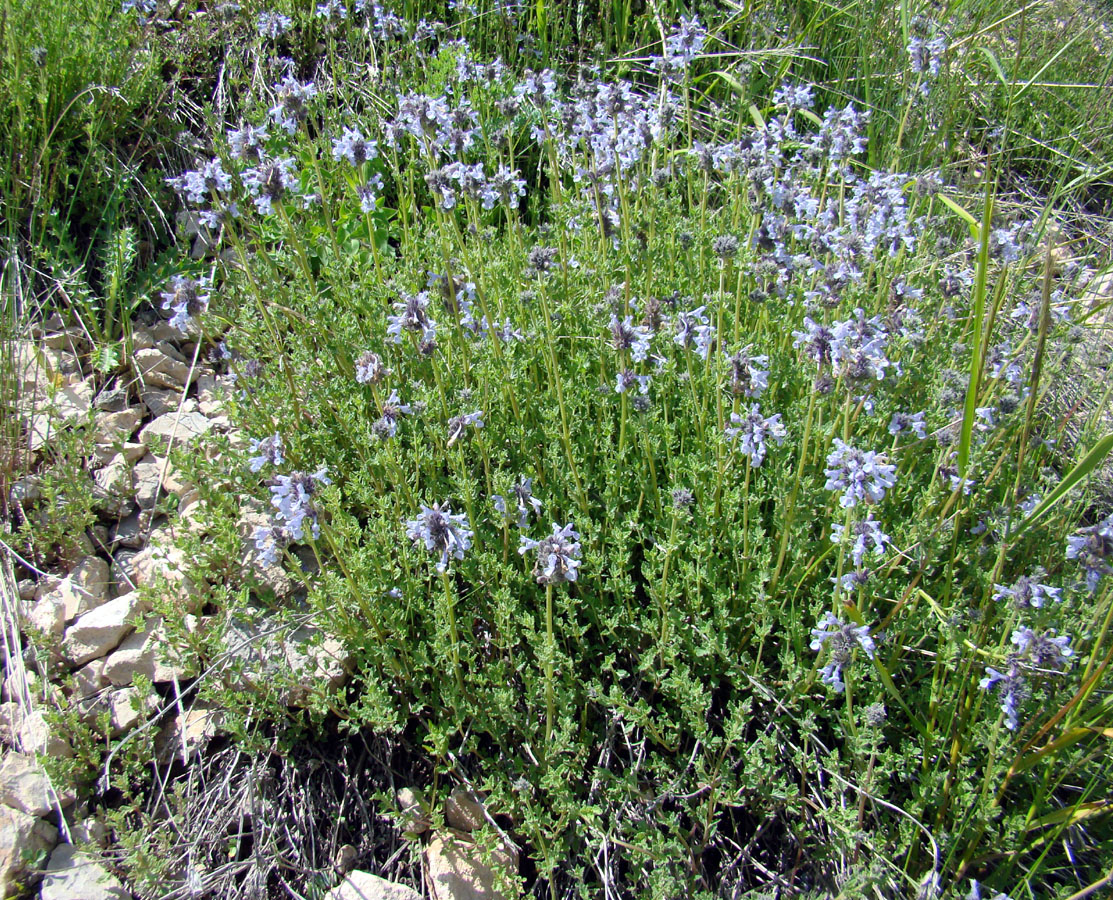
129 540 190 592
71 661 107 701
93 408 143 446
40 843 129 900
138 388 178 417
281 627 350 707
425 834 518 900
0 752 53 816
132 459 163 510
0 805 57 897
133 347 194 391
0 752 73 817
18 710 73 759
324 872 421 900
103 616 193 686
93 455 137 518
155 702 224 762
110 551 138 597
25 593 65 638
138 407 211 450
0 704 25 746
107 687 157 737
69 557 112 617
445 789 487 833
110 512 147 550
61 592 151 667
396 788 430 835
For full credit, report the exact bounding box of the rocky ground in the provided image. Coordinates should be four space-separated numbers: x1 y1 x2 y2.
2 312 525 899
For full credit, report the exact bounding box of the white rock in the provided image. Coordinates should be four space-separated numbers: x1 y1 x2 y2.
18 710 73 759
107 687 157 737
324 872 421 900
71 660 107 701
132 459 163 510
445 789 488 833
61 592 151 667
155 703 224 762
138 388 178 417
38 557 112 624
69 557 112 617
133 347 194 391
93 455 136 517
138 408 211 450
282 627 350 707
41 842 129 900
425 834 518 900
0 805 57 896
103 616 193 686
25 593 66 637
0 703 25 746
396 788 430 835
93 408 143 446
0 752 73 817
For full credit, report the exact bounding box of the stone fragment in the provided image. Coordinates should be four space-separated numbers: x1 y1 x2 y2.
129 541 198 608
107 687 157 737
72 660 107 701
0 805 57 897
0 752 73 817
18 710 73 759
93 455 136 518
61 592 151 667
25 593 65 638
138 407 211 450
132 458 163 510
38 556 112 623
93 408 143 445
40 842 129 900
110 512 147 550
138 388 178 417
281 627 350 707
155 702 224 761
324 872 421 900
93 382 131 413
103 616 193 686
110 551 138 597
0 703 25 746
69 557 112 616
396 788 430 835
133 347 194 391
425 834 518 900
445 789 488 833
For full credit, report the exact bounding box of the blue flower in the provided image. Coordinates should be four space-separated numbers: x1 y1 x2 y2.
824 439 897 508
810 612 876 692
724 404 787 468
248 433 284 472
160 276 210 331
406 502 474 572
519 523 582 584
270 468 331 541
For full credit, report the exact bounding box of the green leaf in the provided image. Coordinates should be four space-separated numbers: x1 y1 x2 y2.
1008 433 1113 543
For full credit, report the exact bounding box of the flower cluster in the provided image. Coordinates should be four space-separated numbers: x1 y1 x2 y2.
980 627 1074 730
520 523 582 584
724 405 786 468
810 613 877 692
493 477 542 529
1065 512 1113 593
160 275 210 331
824 440 898 508
406 502 474 572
